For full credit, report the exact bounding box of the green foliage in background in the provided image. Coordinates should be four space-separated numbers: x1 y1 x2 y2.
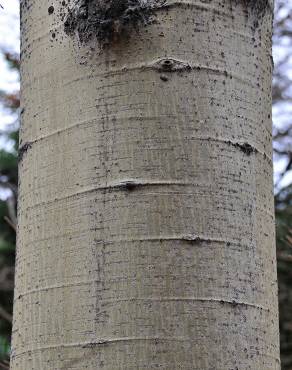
0 51 19 368
276 185 292 369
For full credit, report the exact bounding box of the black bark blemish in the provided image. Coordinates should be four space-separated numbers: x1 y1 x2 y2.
82 340 110 348
228 141 255 156
18 142 32 162
235 142 255 156
48 6 54 15
64 0 164 45
117 180 138 191
182 236 213 245
154 58 192 73
161 59 174 71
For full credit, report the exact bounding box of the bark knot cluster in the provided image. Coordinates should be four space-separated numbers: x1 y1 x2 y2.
64 0 163 45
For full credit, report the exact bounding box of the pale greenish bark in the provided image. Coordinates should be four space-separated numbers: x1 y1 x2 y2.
11 0 279 369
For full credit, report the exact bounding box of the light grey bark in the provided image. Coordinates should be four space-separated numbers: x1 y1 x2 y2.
11 0 280 369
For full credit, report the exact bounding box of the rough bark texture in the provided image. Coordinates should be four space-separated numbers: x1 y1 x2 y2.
12 0 279 369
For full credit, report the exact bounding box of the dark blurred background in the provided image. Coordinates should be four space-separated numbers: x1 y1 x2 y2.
0 1 291 369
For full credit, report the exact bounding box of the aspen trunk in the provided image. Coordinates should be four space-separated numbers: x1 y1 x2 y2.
11 0 280 368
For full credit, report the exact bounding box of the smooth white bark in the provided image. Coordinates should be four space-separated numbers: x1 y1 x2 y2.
11 0 279 368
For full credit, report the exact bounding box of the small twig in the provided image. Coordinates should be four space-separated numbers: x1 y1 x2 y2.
0 360 10 370
6 196 17 226
277 253 292 263
4 216 16 232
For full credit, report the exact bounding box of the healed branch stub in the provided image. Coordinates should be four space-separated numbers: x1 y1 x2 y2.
12 0 279 369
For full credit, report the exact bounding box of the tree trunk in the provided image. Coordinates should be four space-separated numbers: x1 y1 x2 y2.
11 0 280 369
